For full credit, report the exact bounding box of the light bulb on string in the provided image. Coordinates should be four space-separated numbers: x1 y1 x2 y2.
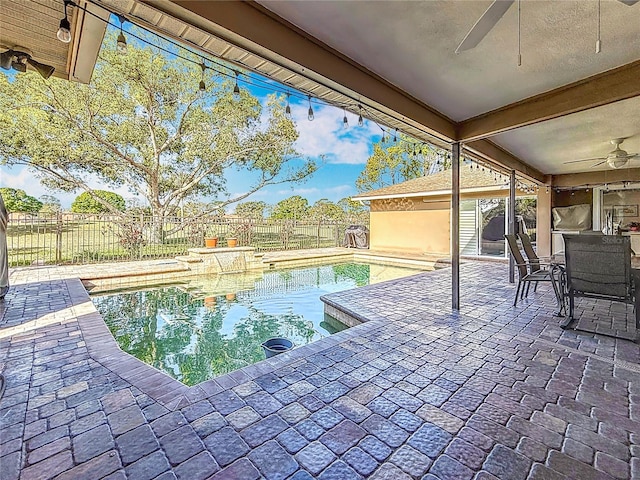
198 62 206 93
357 104 364 127
233 71 240 96
307 95 314 121
381 129 386 143
393 129 397 142
343 108 348 129
285 92 291 118
116 15 127 54
57 0 72 43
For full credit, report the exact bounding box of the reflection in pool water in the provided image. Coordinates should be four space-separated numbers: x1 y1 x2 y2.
92 262 425 386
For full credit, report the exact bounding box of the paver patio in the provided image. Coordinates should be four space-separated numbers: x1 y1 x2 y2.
0 259 639 479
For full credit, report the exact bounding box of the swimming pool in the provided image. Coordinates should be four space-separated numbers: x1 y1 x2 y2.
91 261 426 386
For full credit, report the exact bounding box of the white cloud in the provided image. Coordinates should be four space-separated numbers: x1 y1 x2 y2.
291 103 379 165
0 165 139 209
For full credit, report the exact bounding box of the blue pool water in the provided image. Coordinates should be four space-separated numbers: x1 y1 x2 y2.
91 261 426 386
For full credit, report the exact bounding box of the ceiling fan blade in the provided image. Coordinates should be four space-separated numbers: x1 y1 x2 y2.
591 160 607 168
455 0 515 53
563 156 607 164
617 0 639 5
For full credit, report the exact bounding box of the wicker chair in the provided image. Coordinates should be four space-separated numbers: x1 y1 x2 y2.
562 234 638 330
505 234 560 307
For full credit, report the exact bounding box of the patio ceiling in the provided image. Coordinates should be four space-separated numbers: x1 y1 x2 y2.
18 0 640 179
256 0 640 176
0 0 107 83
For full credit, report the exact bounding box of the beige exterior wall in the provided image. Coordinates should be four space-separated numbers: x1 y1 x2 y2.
370 197 451 255
368 189 535 256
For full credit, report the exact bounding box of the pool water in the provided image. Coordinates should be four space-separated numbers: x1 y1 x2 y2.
91 261 426 386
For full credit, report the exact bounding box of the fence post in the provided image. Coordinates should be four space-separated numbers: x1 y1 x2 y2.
55 212 63 264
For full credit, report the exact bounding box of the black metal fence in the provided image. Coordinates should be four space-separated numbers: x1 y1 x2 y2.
6 213 368 266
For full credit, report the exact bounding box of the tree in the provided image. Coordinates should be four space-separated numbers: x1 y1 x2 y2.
337 197 368 223
71 190 126 214
235 201 267 219
309 199 344 222
0 188 42 213
39 195 62 214
270 195 309 220
0 28 315 239
355 134 442 192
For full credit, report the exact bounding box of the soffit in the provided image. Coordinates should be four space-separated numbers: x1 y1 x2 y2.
0 0 73 79
492 96 640 175
258 0 640 122
94 0 453 151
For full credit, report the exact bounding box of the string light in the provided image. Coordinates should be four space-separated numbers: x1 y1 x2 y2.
342 108 348 128
198 62 206 93
233 71 240 96
116 15 128 54
57 0 72 43
307 95 314 121
284 93 291 118
56 0 454 153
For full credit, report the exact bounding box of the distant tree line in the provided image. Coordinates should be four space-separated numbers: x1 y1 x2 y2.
0 187 368 223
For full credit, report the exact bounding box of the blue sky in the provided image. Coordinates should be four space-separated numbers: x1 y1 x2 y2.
0 24 382 210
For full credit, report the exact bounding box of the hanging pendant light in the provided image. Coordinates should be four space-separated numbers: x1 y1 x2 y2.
57 0 72 43
342 108 348 128
198 62 206 93
116 16 127 55
307 95 314 121
285 92 291 118
357 104 363 127
233 71 240 96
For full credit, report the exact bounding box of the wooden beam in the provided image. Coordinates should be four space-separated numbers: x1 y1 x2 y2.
465 140 546 183
552 168 640 188
169 0 456 140
458 60 640 141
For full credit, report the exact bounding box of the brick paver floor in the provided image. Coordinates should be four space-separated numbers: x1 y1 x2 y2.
0 260 639 479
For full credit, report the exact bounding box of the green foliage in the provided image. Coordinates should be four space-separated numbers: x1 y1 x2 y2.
337 197 368 223
309 199 344 222
0 28 315 225
71 190 125 213
270 195 309 220
39 195 62 214
235 201 267 219
0 188 42 213
356 134 442 192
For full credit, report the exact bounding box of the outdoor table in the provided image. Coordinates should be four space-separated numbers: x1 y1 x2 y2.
549 252 640 320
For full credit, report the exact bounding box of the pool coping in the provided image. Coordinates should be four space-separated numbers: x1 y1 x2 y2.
71 275 384 411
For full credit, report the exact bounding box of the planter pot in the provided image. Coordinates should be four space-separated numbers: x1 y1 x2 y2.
204 296 217 310
227 237 238 248
205 237 218 248
225 293 236 302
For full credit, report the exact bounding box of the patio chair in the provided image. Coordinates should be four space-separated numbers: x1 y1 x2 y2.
505 234 560 307
562 234 638 331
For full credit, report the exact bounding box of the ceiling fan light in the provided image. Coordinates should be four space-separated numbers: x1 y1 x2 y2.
608 157 627 169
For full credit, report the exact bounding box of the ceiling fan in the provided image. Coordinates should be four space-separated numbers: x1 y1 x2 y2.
0 47 55 79
455 0 640 54
563 139 639 169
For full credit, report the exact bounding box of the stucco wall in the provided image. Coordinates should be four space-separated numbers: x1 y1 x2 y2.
369 198 451 254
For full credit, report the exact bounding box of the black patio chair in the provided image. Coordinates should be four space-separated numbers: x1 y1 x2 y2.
562 234 639 332
505 234 560 307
